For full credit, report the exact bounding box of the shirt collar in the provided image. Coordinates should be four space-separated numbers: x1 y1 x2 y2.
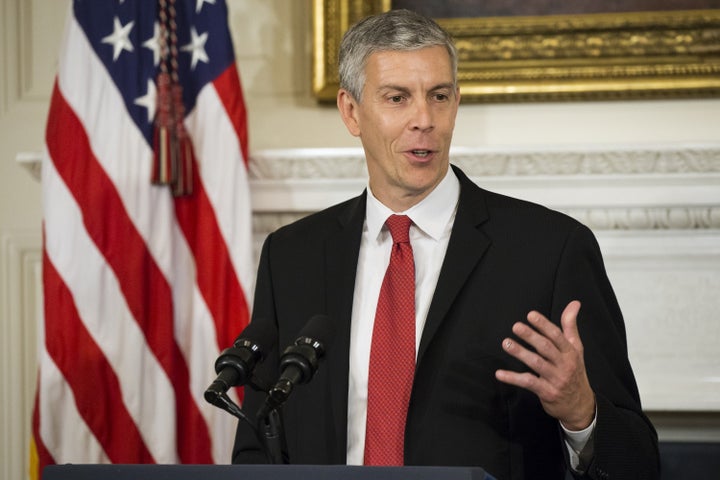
366 166 460 241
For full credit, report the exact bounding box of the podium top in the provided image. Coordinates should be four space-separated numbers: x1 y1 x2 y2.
44 464 495 480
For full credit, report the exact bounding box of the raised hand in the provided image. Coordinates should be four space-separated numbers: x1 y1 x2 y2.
495 300 596 430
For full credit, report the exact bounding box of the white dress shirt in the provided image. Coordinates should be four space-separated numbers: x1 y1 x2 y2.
346 168 460 464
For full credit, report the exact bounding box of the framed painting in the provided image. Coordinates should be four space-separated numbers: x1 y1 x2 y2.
312 0 720 102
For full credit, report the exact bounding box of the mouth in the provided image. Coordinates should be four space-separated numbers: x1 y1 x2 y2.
411 149 432 158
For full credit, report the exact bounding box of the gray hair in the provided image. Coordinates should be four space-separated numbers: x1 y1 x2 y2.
338 9 458 102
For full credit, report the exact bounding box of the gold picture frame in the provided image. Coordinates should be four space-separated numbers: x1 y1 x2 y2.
312 0 720 102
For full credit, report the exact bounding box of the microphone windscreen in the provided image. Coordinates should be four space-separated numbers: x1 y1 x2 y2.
234 318 278 356
295 314 335 352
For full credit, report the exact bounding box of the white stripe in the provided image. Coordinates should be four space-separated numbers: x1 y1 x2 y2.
186 85 255 300
42 149 178 463
39 350 110 464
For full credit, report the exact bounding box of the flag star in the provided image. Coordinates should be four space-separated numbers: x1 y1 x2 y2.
181 27 209 70
102 17 135 61
196 0 216 13
134 79 157 123
143 22 162 66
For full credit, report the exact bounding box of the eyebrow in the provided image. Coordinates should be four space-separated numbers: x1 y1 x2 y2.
377 85 411 95
430 82 456 92
377 82 455 95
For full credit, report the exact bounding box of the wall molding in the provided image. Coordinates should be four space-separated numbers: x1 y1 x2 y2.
244 144 720 233
0 0 69 115
0 229 42 480
249 144 720 179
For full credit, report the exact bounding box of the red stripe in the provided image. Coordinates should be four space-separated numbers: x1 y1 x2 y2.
212 65 249 166
45 82 213 463
174 167 250 354
32 365 56 478
42 250 155 463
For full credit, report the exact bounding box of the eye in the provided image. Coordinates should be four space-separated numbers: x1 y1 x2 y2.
389 95 405 103
433 93 449 102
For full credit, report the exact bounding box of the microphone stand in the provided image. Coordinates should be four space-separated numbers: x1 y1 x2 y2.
205 378 286 464
204 390 250 425
257 407 285 465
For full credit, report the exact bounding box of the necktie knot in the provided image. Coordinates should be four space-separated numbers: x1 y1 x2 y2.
386 214 411 244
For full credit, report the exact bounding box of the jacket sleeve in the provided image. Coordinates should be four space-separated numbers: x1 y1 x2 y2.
554 224 660 480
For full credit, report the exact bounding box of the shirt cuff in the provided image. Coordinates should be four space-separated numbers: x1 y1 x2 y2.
562 410 597 472
563 415 596 452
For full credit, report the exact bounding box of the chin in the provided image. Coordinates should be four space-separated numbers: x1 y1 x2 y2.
402 173 443 195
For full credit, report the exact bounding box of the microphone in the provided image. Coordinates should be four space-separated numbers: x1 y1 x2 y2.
261 314 335 415
204 319 277 407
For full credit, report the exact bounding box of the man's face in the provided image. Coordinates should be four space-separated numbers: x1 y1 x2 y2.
338 46 460 212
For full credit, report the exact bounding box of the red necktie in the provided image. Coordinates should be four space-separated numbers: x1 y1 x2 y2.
364 214 416 466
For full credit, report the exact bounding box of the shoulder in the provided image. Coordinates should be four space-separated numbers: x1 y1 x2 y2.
453 164 585 235
268 192 366 242
485 188 581 231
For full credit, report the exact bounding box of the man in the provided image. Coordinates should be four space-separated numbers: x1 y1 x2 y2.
233 9 659 479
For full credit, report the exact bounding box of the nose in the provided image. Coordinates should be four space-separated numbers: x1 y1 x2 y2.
409 100 434 132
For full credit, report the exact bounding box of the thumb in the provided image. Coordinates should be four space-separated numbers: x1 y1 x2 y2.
561 300 582 347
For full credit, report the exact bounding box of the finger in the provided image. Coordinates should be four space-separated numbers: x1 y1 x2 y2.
495 368 553 399
511 321 562 365
501 336 557 379
560 300 583 348
525 310 570 353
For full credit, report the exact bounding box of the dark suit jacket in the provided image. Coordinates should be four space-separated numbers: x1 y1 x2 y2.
233 165 659 480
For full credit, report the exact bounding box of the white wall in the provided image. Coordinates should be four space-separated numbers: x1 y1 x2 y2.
1 1 719 479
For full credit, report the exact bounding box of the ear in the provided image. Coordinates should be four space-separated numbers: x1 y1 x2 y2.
337 89 361 137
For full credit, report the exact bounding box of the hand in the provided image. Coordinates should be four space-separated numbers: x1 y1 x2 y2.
495 300 596 431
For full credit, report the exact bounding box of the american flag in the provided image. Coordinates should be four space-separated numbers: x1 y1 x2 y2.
31 0 252 475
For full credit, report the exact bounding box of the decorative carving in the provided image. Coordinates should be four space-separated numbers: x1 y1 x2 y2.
248 145 720 233
452 13 720 63
249 149 367 179
567 207 720 231
252 207 720 236
249 146 720 179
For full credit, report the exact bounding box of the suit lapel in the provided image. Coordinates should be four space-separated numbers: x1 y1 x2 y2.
417 167 491 363
323 192 366 462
